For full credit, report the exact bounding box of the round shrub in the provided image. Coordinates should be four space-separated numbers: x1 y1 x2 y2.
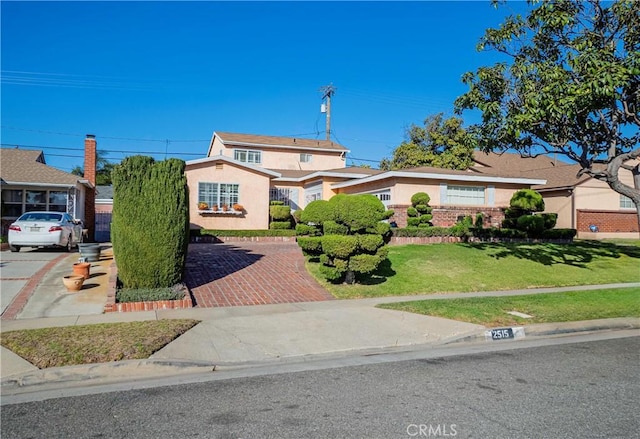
331 194 385 232
541 213 558 229
415 204 432 214
411 192 431 206
300 200 333 225
323 220 349 235
297 236 322 255
321 235 358 259
406 207 418 217
510 189 545 213
295 223 320 236
357 234 383 252
407 217 421 227
319 264 344 282
419 214 433 223
516 215 545 236
349 253 382 274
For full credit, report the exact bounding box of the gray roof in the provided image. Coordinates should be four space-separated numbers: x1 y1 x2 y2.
0 148 84 186
96 185 114 200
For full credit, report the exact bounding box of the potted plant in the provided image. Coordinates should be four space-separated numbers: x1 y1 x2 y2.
222 204 229 212
212 204 219 212
233 203 244 211
198 202 209 210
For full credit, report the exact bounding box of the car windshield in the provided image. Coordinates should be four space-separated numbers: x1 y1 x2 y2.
18 213 63 222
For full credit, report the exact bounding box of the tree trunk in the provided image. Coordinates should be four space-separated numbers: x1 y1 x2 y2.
344 270 356 285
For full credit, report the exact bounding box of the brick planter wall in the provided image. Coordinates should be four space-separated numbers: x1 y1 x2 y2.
103 259 194 313
389 205 505 228
577 210 639 233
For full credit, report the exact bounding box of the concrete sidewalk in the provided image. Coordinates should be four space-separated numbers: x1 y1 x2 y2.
1 243 639 390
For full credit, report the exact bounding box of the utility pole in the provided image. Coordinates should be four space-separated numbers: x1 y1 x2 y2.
320 83 336 141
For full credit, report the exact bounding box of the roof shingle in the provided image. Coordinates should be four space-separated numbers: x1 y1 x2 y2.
1 148 83 186
214 131 349 152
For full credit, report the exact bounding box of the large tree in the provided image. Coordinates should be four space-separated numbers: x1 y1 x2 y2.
455 0 640 224
379 113 476 171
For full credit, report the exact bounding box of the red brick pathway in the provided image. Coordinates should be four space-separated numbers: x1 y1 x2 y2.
185 242 335 307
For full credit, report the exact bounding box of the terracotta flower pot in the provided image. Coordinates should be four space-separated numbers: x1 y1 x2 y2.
63 275 85 292
72 262 91 280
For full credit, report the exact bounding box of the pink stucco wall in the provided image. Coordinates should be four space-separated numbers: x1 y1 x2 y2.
185 161 272 230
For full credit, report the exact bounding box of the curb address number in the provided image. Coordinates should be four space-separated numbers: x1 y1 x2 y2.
490 328 514 340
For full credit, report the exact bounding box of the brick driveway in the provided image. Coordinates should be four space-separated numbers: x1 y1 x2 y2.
184 241 335 307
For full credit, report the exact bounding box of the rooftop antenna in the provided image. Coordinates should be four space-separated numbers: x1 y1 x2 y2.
319 83 336 141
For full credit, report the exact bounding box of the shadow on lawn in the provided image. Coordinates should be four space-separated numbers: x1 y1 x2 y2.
356 259 397 285
462 240 640 267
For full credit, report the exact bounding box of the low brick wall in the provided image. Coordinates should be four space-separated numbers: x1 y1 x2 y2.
103 259 194 313
388 205 505 228
577 209 639 233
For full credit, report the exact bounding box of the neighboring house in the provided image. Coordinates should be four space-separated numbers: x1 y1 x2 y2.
473 151 639 239
0 147 94 237
95 185 114 242
185 132 547 231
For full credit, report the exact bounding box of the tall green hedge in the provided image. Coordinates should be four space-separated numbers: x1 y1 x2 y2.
111 156 189 289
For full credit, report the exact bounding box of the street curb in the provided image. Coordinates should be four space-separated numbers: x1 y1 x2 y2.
441 317 640 345
1 359 217 390
3 318 638 391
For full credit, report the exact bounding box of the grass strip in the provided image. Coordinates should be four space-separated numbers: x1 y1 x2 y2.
377 288 640 327
0 319 199 369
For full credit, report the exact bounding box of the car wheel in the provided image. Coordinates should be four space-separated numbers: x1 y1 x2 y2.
9 245 20 252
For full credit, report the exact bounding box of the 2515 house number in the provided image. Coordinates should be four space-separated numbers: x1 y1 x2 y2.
490 328 515 340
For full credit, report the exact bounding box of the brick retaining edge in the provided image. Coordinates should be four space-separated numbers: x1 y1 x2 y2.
103 260 194 313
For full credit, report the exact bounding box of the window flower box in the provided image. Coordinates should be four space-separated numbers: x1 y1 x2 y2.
198 207 244 215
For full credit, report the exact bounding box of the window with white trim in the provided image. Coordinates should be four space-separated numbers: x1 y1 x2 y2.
304 182 323 206
445 185 485 205
620 195 635 209
369 189 392 208
300 153 312 163
198 182 239 207
234 149 261 164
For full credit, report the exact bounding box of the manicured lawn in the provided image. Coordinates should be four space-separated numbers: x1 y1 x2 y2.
0 319 199 369
377 287 640 327
307 241 640 299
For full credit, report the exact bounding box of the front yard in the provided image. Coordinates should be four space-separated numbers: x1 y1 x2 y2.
308 241 640 299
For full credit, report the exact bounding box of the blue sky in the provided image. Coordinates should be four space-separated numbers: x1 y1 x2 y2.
1 1 529 172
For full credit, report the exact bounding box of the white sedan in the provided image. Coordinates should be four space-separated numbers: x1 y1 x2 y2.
8 211 83 252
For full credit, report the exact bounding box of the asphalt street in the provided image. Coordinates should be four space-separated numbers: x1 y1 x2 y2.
2 335 638 439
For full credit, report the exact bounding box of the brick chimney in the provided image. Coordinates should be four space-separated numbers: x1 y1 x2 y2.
83 134 97 242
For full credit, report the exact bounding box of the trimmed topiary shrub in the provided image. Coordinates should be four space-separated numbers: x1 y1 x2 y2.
516 215 546 237
269 221 293 230
295 223 320 236
300 200 333 225
323 220 349 236
502 189 559 238
296 194 390 284
111 156 189 289
411 192 431 206
406 191 434 228
541 228 577 240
